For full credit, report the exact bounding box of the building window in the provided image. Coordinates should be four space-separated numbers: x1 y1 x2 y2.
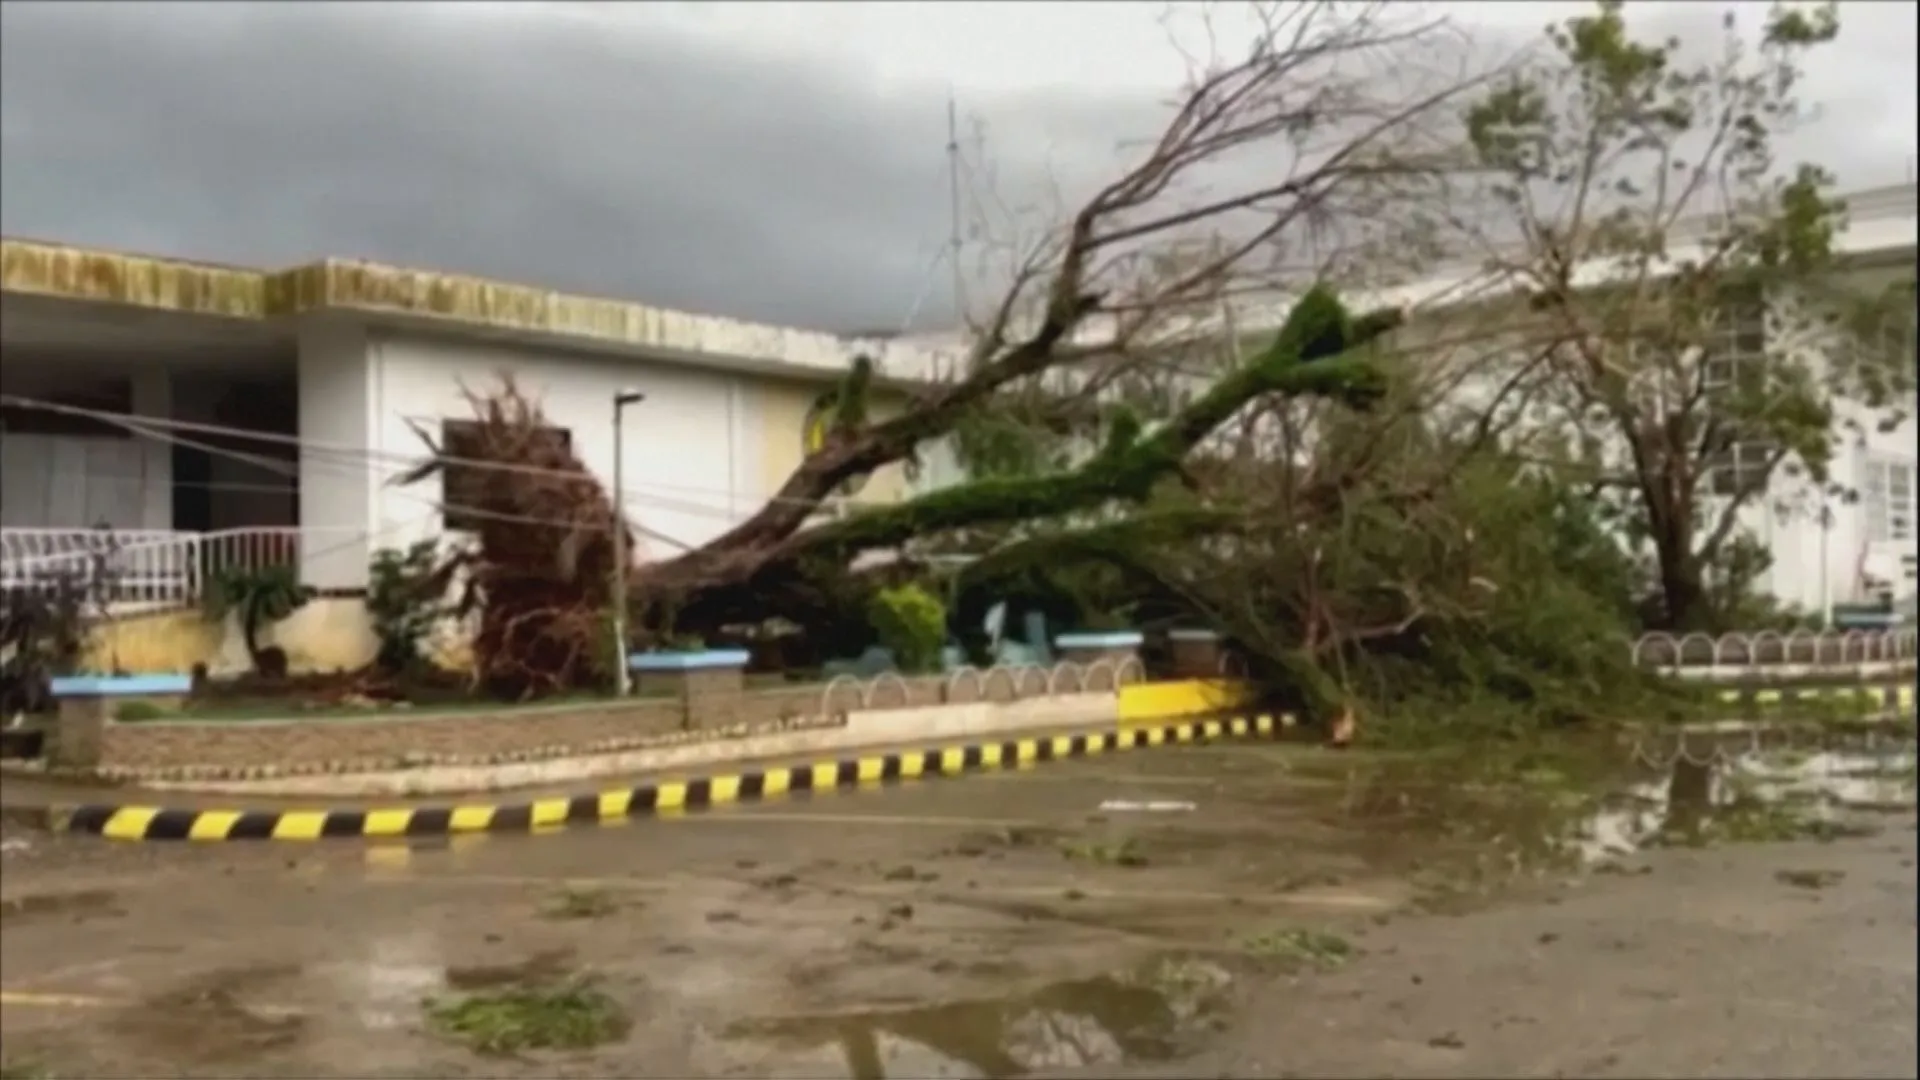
439 418 571 532
1864 457 1916 544
0 378 135 437
1703 286 1777 497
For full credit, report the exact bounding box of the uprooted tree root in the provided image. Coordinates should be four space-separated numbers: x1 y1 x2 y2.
397 379 631 700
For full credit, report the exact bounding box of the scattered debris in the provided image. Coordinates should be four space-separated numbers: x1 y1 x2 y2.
1060 838 1151 867
541 887 621 920
424 979 630 1056
1328 705 1358 748
1241 927 1358 971
1773 868 1846 890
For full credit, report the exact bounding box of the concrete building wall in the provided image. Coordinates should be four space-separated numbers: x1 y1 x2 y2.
296 321 378 589
1360 261 1916 615
364 329 760 561
753 376 915 509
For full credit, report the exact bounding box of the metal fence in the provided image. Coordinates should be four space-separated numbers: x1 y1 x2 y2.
1630 629 1917 670
816 657 1149 713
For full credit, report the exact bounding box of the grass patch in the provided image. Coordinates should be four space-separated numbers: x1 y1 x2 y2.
1241 927 1357 971
127 672 832 724
1774 868 1846 890
0 1062 50 1080
1059 837 1150 868
542 887 620 920
156 692 646 724
423 979 631 1056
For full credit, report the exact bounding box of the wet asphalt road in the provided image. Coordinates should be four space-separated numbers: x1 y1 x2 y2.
3 733 1915 1078
1044 823 1920 1080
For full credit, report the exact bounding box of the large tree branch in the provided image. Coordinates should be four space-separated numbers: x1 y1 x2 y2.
759 287 1401 572
670 5 1469 562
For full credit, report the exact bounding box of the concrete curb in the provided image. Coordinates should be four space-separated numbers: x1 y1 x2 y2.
1714 685 1914 708
45 714 1285 842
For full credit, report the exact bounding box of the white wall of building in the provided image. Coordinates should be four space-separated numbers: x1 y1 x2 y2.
349 329 763 579
297 321 379 589
1758 399 1918 612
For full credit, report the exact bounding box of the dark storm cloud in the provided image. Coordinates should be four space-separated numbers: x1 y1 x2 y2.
2 3 1909 336
0 1 1155 334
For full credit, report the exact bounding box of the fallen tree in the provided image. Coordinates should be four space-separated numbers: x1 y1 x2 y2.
952 333 1670 739
399 1 1486 698
408 287 1398 696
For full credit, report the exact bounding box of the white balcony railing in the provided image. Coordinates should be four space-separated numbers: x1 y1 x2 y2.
0 527 307 611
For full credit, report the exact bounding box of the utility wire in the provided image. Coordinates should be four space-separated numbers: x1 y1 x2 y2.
0 394 898 515
0 398 708 553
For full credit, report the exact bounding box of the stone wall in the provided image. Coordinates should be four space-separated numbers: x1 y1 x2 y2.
68 661 1140 775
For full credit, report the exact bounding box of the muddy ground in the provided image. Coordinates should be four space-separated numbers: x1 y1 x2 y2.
1 728 1913 1079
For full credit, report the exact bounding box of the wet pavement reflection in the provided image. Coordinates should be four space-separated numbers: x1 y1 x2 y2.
717 956 1234 1079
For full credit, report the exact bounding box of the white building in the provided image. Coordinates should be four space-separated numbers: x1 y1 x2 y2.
0 241 945 668
0 242 936 583
1165 182 1917 617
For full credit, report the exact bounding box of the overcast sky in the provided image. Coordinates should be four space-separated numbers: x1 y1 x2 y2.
2 1 1914 335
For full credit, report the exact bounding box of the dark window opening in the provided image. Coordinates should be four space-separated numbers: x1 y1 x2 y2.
0 378 136 437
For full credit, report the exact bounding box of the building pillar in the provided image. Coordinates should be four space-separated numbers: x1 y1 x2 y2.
296 322 376 590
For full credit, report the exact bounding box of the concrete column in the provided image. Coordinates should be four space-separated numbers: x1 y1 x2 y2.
296 322 376 590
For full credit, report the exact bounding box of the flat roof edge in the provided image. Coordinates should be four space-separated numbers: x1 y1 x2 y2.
0 241 878 377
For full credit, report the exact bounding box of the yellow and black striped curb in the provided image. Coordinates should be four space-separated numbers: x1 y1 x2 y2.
57 715 1285 842
1714 685 1915 707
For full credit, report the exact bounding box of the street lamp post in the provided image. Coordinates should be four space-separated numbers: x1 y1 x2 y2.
611 390 646 696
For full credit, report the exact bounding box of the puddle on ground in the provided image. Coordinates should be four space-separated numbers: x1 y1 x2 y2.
116 963 308 1065
718 955 1233 1079
312 933 584 1030
1582 734 1916 856
1231 729 1916 903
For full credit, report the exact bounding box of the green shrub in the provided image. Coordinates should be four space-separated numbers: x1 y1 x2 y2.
868 584 947 674
367 542 447 673
203 565 314 674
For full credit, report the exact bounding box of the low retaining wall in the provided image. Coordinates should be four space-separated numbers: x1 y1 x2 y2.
9 660 1147 786
113 692 1124 798
1665 659 1917 682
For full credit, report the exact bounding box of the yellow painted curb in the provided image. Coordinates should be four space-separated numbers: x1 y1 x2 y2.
60 715 1285 842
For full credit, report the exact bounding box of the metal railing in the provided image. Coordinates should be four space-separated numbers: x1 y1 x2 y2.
1630 629 1918 672
0 527 307 610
